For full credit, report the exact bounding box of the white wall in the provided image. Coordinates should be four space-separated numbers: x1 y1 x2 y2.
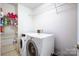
34 3 77 55
77 4 79 45
18 4 34 37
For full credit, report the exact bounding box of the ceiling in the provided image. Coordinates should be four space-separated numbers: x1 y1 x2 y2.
10 3 17 6
22 3 43 10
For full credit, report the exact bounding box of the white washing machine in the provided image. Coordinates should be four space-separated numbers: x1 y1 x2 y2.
26 33 55 56
19 34 28 56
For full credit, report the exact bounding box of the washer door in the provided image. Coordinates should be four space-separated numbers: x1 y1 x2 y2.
20 39 22 49
26 40 38 56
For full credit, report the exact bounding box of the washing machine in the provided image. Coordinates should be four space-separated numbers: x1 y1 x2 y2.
26 33 55 56
19 34 28 56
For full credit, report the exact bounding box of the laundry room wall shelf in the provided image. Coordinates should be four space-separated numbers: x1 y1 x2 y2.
0 7 19 56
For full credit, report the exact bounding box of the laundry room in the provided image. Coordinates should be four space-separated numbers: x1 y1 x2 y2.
18 3 77 56
0 3 78 56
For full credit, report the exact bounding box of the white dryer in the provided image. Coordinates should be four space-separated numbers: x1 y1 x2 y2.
26 33 54 56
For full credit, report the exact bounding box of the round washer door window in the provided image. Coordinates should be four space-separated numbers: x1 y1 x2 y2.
26 40 38 56
20 39 22 49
